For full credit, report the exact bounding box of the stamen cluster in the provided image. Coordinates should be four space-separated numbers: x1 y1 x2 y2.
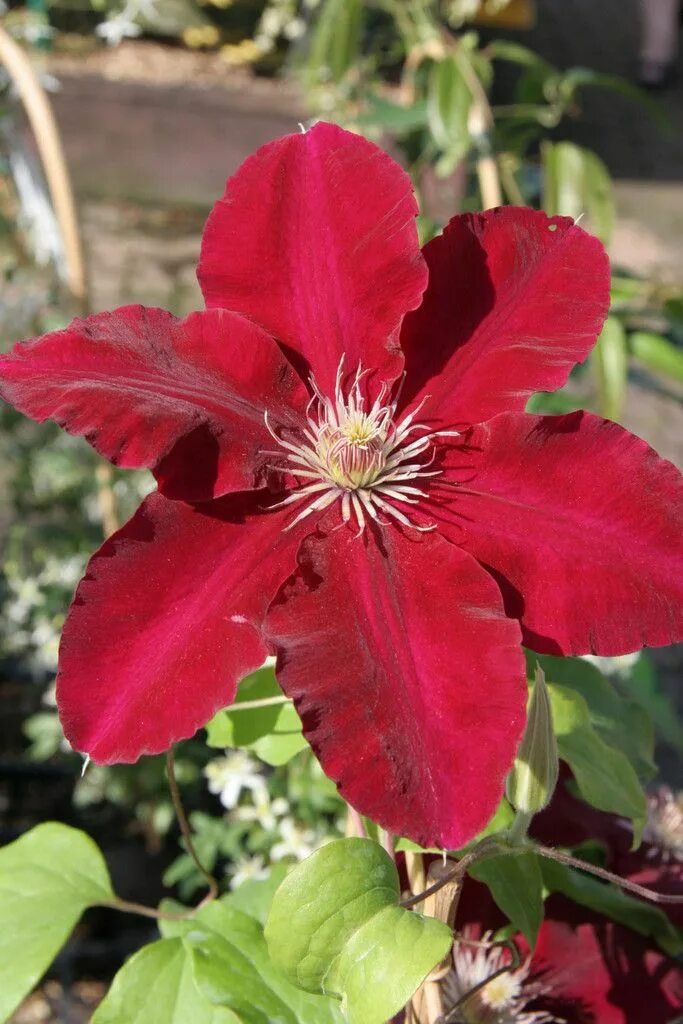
266 358 456 533
443 933 559 1024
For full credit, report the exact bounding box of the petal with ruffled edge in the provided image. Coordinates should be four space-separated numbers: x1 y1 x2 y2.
57 491 309 763
198 122 427 395
435 411 683 656
0 306 308 501
399 208 610 425
265 526 526 849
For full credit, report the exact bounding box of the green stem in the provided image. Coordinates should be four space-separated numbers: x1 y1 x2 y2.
507 810 533 847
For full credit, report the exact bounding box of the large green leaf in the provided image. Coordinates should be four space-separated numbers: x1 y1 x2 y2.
189 902 344 1024
533 654 656 780
427 55 472 172
205 666 307 766
540 859 683 958
542 140 614 243
630 330 683 386
593 316 628 421
468 852 544 947
547 683 647 844
265 838 452 1024
0 823 114 1023
91 938 238 1024
306 0 362 84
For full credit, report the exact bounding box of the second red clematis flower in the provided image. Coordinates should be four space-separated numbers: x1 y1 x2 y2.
1 123 681 847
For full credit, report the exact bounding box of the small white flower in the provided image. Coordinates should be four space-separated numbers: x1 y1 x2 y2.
96 17 142 45
230 855 269 890
284 17 306 40
234 792 289 831
270 818 317 862
204 751 267 810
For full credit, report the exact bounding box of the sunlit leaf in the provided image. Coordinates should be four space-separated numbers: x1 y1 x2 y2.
205 665 307 766
91 938 238 1024
265 838 452 1024
189 902 343 1024
0 823 114 1022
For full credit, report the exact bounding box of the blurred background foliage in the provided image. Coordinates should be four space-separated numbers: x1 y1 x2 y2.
0 1 682 1016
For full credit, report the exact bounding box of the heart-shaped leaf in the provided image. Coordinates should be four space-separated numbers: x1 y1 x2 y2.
0 823 114 1022
265 838 452 1024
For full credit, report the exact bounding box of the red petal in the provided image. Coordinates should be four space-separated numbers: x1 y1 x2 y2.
399 208 610 424
57 491 307 762
436 411 683 655
532 901 683 1024
0 306 307 501
265 526 526 848
198 122 427 395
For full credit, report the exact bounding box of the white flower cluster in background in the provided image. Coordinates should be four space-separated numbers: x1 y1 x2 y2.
95 0 160 46
204 748 328 889
1 552 87 677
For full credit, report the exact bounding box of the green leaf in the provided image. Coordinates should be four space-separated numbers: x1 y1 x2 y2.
547 683 647 845
540 859 683 958
468 852 544 947
91 938 238 1024
427 55 472 162
189 902 344 1024
542 140 614 244
223 864 289 925
205 666 307 766
593 316 628 421
488 38 556 77
265 838 452 1024
306 0 362 84
358 95 428 134
629 330 683 386
0 823 114 1023
556 68 668 131
531 654 655 780
625 653 683 754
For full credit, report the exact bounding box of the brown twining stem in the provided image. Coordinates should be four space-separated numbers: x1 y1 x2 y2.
440 937 521 1024
166 747 219 905
97 748 220 922
400 839 499 910
535 844 683 904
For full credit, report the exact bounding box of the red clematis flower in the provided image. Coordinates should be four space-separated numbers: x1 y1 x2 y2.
449 891 683 1024
1 123 681 847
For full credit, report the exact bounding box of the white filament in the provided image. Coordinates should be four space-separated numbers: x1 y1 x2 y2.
265 357 458 534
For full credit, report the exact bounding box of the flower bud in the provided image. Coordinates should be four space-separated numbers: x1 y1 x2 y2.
506 665 559 816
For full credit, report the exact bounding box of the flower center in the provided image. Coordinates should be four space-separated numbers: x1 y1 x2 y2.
264 357 458 534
